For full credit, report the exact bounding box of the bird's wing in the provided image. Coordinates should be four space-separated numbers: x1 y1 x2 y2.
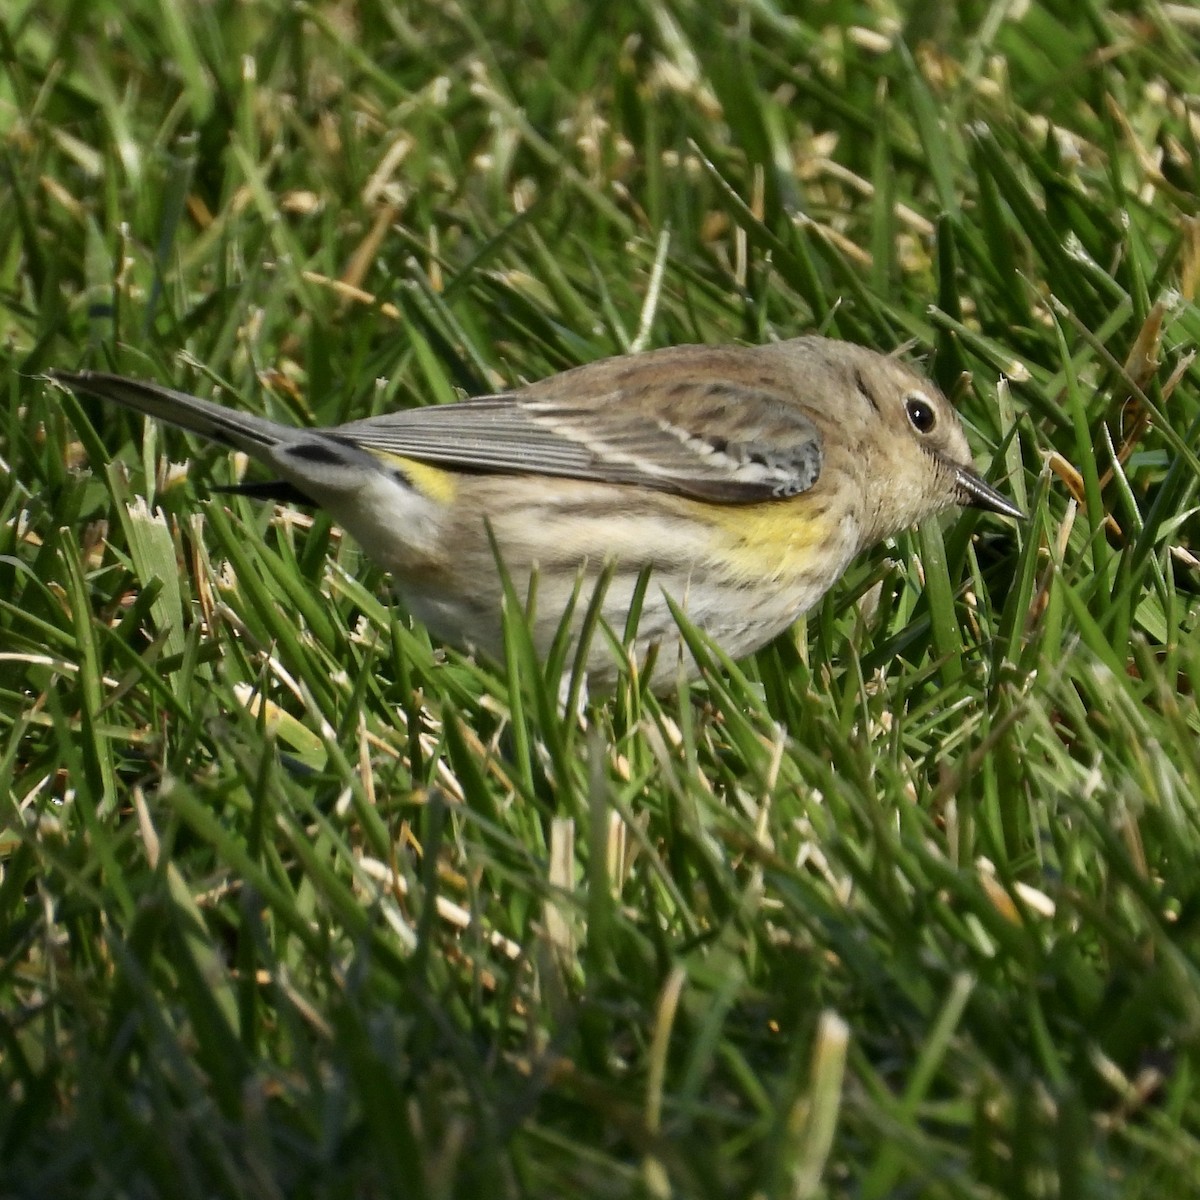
338 379 823 504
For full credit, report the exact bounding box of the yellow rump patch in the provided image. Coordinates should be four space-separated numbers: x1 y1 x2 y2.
370 451 459 506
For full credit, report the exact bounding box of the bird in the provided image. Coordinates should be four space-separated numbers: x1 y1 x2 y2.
51 336 1023 689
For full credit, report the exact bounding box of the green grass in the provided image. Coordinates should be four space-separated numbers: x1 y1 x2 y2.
3 0 1200 1196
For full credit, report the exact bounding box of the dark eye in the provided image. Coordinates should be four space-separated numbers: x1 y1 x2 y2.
905 393 937 434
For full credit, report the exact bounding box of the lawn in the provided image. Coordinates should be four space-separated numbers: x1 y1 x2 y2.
3 1 1200 1196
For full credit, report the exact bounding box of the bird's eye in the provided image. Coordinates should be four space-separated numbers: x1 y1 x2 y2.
905 393 937 434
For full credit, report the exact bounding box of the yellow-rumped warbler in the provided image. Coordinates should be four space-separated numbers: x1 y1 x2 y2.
52 337 1022 687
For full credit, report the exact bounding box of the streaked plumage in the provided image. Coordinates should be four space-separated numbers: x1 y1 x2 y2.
52 336 1021 688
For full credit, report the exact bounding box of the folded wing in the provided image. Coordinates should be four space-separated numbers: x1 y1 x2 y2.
339 378 823 504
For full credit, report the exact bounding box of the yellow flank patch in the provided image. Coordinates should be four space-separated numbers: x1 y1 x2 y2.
704 498 833 579
371 451 459 506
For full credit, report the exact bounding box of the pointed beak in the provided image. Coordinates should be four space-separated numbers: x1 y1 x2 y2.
954 465 1025 520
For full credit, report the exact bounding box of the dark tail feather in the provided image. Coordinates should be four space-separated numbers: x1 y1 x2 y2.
210 480 318 507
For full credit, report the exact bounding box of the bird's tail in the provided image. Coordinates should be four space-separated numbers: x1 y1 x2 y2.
50 371 287 458
50 369 395 508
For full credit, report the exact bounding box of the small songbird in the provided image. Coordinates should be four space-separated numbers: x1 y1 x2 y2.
52 336 1022 688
